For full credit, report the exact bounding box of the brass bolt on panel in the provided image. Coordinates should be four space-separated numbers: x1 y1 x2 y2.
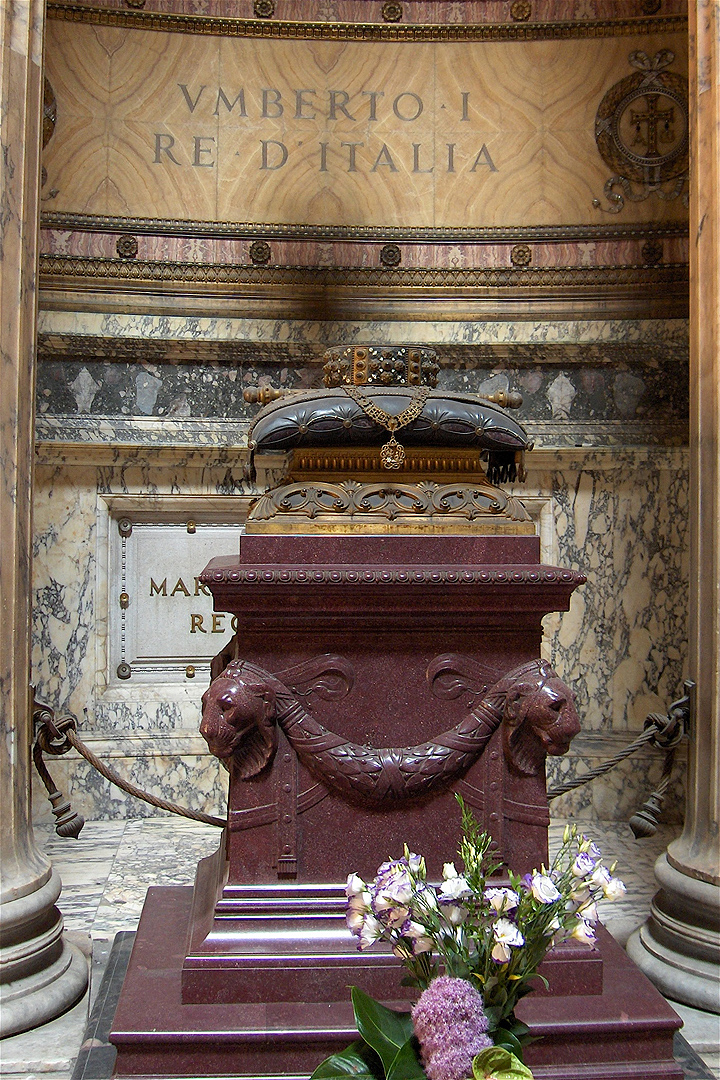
510 0 532 21
249 240 272 264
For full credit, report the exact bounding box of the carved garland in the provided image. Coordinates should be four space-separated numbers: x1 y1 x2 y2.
199 656 581 804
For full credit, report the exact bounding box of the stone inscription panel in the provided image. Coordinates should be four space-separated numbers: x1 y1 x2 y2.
44 24 687 227
110 522 244 685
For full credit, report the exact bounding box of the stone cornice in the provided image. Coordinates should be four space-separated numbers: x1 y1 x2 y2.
46 4 686 42
40 212 689 244
200 564 587 586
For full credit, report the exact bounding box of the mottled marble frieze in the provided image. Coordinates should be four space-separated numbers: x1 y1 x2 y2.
35 344 689 448
37 310 690 345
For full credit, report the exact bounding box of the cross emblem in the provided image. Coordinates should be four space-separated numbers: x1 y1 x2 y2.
629 94 676 156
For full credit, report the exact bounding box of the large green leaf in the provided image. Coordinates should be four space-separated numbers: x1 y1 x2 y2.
350 986 415 1075
491 1028 524 1060
310 1039 383 1079
386 1037 426 1080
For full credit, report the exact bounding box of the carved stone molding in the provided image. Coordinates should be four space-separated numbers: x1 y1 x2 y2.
38 253 689 290
40 211 689 243
246 479 533 533
46 5 687 42
201 565 586 587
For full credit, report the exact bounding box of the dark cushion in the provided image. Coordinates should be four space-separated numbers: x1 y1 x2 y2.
248 388 531 453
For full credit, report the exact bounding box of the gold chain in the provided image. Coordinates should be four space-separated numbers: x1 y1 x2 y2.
343 385 430 469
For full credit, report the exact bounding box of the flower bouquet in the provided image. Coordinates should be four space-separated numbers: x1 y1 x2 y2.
312 797 626 1080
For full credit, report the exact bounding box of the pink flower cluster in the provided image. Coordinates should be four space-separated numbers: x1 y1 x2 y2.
411 975 492 1080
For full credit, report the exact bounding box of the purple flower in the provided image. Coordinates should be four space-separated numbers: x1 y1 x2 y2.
530 874 561 904
580 836 603 860
572 852 596 878
491 917 525 963
571 917 597 947
484 887 520 913
412 976 492 1080
371 858 415 927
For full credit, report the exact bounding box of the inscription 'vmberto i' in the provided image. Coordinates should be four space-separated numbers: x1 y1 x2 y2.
151 85 499 174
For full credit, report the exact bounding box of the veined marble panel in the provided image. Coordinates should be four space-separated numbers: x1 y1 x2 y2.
38 310 690 346
31 446 688 827
524 448 689 731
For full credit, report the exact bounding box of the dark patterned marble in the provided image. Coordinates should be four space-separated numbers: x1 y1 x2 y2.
36 348 688 447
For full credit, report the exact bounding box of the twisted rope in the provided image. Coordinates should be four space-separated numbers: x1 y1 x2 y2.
546 720 664 800
34 699 686 837
65 728 226 828
33 704 226 834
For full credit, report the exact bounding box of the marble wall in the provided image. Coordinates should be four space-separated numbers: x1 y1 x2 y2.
31 314 689 830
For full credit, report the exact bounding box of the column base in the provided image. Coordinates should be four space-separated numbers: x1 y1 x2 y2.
0 868 89 1038
627 854 720 1015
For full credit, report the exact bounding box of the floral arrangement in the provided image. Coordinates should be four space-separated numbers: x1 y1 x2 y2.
312 798 626 1080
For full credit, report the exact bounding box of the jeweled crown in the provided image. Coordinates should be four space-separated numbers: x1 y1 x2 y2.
322 345 439 388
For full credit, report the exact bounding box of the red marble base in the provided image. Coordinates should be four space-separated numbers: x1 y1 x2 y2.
110 885 683 1080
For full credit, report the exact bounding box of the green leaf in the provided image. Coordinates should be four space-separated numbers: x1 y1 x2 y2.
491 1028 524 1060
386 1037 426 1080
504 1019 531 1041
310 1040 383 1079
472 1047 535 1080
483 1005 504 1029
350 986 414 1075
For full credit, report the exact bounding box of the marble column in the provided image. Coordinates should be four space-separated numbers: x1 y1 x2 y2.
0 0 88 1037
627 0 720 1013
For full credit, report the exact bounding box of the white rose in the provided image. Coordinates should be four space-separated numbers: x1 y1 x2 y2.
531 874 561 904
492 917 525 948
577 900 599 924
406 851 424 874
492 941 512 964
571 918 596 947
484 887 520 913
346 872 366 898
442 903 468 927
590 865 612 889
603 877 627 901
439 875 473 902
358 914 384 950
346 894 370 933
405 921 435 954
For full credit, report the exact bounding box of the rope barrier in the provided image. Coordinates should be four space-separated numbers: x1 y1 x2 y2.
32 702 226 836
33 691 689 841
65 727 226 829
546 722 662 799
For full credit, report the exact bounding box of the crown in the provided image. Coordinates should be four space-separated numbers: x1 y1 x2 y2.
322 345 439 389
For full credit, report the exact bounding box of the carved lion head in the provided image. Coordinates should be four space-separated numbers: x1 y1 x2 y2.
200 661 278 779
499 660 581 776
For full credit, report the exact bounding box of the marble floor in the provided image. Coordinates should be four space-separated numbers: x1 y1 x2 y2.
1 818 718 1080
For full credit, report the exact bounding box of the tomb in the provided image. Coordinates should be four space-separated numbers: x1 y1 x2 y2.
110 346 682 1080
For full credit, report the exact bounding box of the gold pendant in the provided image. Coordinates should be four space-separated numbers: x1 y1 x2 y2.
380 434 405 470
